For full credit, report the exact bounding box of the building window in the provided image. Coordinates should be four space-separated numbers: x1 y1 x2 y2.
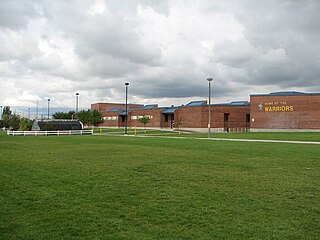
165 115 168 122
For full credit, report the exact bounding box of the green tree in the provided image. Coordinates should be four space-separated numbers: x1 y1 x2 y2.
19 118 33 131
77 110 91 127
90 110 103 127
2 106 13 129
50 109 103 128
52 112 67 119
52 111 76 119
138 115 150 133
2 114 11 129
7 114 20 130
2 106 12 116
1 107 30 131
67 111 76 119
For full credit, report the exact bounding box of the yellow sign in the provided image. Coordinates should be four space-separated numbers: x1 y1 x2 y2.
259 101 294 112
265 105 294 112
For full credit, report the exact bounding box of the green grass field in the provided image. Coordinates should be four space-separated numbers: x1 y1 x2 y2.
0 132 319 239
97 127 320 142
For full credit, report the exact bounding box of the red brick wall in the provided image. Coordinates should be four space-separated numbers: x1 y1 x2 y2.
101 112 120 127
93 103 144 128
174 106 207 128
97 104 250 129
250 94 320 129
213 106 250 128
175 105 250 128
130 108 164 128
101 112 132 128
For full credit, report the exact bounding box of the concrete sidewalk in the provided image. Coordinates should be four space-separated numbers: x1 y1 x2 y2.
198 137 320 145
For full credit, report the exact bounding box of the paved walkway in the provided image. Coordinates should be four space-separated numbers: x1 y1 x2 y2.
95 133 320 145
199 137 320 145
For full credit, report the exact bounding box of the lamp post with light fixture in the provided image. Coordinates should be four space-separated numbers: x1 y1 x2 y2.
75 93 79 113
47 99 50 119
125 83 129 135
207 77 213 138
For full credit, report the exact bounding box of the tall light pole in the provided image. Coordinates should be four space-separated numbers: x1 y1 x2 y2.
0 105 2 120
125 82 129 135
47 99 50 119
207 78 213 138
75 93 79 113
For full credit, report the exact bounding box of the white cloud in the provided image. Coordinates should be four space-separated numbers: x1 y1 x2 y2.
0 0 319 112
0 29 40 61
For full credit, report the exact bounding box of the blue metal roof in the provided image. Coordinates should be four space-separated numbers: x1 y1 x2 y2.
185 100 207 107
139 104 158 110
161 107 179 114
229 101 250 106
107 107 121 112
212 101 250 107
119 110 131 115
251 91 320 96
270 91 306 96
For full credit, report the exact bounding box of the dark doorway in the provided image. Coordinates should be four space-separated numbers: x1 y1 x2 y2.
246 114 250 129
224 113 230 122
246 114 250 123
162 114 174 128
224 113 230 132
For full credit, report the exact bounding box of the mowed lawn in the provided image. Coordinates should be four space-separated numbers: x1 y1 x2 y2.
99 127 320 142
0 133 319 239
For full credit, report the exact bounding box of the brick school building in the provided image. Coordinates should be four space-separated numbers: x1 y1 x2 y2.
250 91 320 131
92 100 250 132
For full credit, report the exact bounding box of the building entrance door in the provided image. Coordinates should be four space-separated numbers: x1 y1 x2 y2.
118 115 125 127
246 114 250 130
224 113 230 132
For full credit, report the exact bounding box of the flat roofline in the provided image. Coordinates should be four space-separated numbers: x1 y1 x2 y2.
139 108 164 111
91 102 144 105
36 119 81 122
91 102 123 105
210 104 250 107
178 103 250 107
250 91 320 96
177 100 248 107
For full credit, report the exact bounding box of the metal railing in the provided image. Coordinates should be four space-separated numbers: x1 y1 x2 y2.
7 130 93 136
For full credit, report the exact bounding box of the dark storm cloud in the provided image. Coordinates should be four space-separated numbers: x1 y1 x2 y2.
130 75 240 99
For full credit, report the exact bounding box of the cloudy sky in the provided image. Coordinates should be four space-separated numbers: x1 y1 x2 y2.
1 0 320 114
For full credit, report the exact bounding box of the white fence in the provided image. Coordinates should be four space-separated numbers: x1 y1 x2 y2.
7 130 93 136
